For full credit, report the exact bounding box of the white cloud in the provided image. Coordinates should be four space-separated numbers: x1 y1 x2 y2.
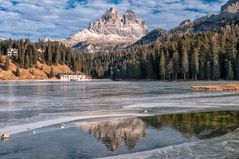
0 0 228 40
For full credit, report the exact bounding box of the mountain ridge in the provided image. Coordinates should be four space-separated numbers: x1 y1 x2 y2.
133 0 239 46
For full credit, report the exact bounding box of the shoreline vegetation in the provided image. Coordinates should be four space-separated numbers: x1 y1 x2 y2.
0 78 238 82
0 40 87 80
192 84 239 91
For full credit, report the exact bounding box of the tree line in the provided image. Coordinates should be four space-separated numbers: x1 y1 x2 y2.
82 25 239 80
0 39 83 72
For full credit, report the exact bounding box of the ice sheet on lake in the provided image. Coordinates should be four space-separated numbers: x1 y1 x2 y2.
1 81 239 134
0 113 146 135
100 129 239 159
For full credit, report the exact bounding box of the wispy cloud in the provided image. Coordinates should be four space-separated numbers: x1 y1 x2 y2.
0 0 228 40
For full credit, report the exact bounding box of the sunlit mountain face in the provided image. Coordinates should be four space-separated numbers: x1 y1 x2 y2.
0 0 227 40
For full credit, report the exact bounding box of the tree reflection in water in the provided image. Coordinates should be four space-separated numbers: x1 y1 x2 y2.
77 111 239 151
141 111 239 139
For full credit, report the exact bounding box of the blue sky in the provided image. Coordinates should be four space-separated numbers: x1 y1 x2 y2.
0 0 228 40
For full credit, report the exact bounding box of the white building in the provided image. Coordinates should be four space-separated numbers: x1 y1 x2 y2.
37 48 44 54
7 48 18 58
60 73 87 81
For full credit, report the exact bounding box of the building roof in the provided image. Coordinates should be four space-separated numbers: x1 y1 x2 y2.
59 73 85 76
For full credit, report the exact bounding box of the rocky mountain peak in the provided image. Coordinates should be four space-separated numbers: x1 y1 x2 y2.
125 9 135 15
109 7 117 13
221 0 239 14
102 7 121 22
66 7 148 52
124 9 140 24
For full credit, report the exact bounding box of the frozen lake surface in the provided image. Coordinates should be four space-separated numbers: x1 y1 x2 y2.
0 80 239 158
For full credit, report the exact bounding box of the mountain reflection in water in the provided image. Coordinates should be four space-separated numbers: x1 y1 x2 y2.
78 118 147 151
77 111 239 152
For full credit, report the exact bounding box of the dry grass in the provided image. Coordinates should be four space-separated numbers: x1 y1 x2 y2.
192 85 239 91
0 56 74 80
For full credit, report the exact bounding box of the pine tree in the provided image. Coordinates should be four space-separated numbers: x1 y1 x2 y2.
206 61 211 80
16 67 20 77
172 51 179 80
49 67 55 78
46 42 53 65
210 36 221 80
212 53 220 80
159 51 166 80
24 54 30 68
181 47 189 80
54 45 61 65
227 60 234 80
5 57 10 71
0 54 3 63
236 52 239 80
191 47 199 80
166 59 173 80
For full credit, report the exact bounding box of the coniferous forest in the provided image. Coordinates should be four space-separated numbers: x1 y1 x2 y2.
1 25 239 81
83 25 239 80
0 39 83 72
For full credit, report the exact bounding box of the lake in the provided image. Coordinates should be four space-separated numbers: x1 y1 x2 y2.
0 80 239 159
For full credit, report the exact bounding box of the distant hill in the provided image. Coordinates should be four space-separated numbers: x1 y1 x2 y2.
0 56 73 80
132 28 168 46
133 0 239 46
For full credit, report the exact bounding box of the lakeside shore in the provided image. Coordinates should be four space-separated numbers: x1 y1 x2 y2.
0 79 94 82
1 79 239 85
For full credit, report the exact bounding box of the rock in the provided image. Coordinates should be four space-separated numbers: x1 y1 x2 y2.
1 133 10 141
221 0 239 14
60 123 65 129
66 7 148 53
179 19 192 28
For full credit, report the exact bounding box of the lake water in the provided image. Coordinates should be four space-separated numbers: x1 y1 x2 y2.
0 80 239 159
